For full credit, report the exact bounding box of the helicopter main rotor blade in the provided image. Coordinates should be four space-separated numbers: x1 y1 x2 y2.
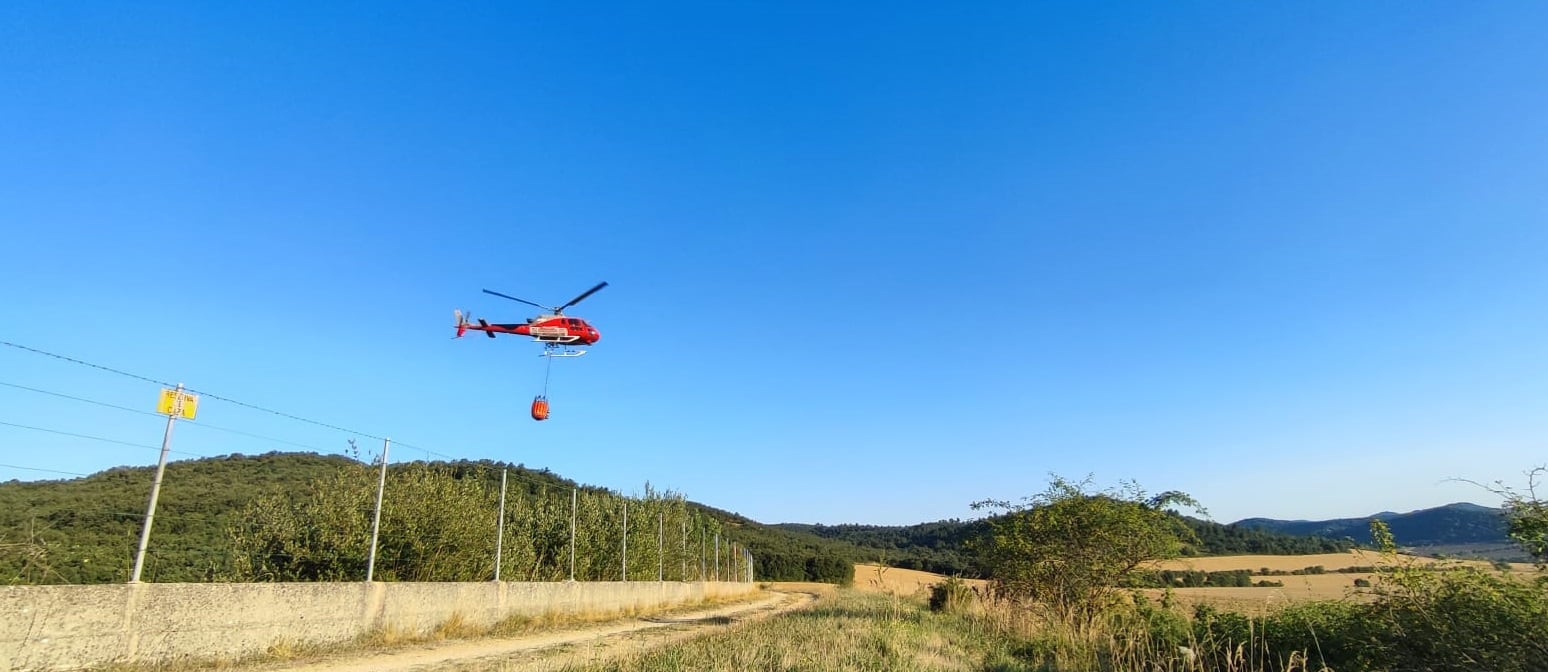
557 281 609 313
482 289 549 311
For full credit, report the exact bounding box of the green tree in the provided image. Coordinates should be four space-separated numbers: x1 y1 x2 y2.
1500 467 1548 564
969 474 1202 632
1459 465 1548 565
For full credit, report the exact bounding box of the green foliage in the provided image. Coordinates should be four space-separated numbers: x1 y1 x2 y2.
1127 521 1548 672
1178 517 1356 556
970 475 1202 631
774 519 985 576
1495 466 1548 564
228 463 714 583
1123 569 1255 588
0 452 355 583
775 512 1352 579
927 575 978 614
2 452 862 585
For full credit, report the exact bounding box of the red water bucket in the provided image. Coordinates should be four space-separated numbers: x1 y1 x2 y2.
531 396 550 421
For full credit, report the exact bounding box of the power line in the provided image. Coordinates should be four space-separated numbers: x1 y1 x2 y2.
1 340 389 441
0 463 88 478
0 340 172 387
0 379 335 453
1 340 481 466
0 419 162 451
0 380 165 419
181 422 331 453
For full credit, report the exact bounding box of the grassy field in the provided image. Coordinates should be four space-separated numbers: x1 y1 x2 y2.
1142 552 1541 611
551 588 1040 672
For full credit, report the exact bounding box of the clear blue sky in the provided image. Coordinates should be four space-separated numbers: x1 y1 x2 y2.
2 3 1546 525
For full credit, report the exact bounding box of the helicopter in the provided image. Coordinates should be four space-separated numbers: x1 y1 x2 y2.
455 281 607 358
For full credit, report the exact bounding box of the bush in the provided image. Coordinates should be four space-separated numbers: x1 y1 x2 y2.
928 576 978 614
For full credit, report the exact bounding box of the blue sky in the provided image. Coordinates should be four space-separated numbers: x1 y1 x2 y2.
2 3 1546 525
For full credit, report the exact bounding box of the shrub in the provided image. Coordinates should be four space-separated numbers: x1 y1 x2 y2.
928 576 978 614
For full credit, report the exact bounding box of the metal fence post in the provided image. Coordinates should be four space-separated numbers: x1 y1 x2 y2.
494 468 507 581
714 533 720 582
365 438 390 582
129 383 183 584
657 512 663 582
622 499 628 581
681 516 687 581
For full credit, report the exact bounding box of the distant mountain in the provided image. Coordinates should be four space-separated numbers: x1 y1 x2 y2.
1234 503 1509 547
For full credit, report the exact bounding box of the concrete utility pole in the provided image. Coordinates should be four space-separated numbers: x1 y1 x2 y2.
130 384 183 584
494 468 507 581
366 438 390 582
569 488 577 581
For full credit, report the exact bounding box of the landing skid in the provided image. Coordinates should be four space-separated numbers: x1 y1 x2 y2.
542 344 587 358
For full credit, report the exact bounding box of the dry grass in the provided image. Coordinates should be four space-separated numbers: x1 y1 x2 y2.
1148 550 1536 573
852 564 987 598
99 593 769 671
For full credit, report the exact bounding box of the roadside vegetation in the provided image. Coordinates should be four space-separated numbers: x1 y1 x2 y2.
0 452 854 584
571 470 1548 672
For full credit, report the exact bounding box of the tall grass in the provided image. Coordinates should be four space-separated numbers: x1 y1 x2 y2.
556 589 1044 671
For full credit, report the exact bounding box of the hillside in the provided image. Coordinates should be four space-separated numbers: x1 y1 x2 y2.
776 514 1356 577
0 452 868 585
1235 502 1510 547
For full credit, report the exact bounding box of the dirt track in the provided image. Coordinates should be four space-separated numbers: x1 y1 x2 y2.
245 589 815 672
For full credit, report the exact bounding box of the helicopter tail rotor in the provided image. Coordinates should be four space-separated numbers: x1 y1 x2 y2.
454 309 469 338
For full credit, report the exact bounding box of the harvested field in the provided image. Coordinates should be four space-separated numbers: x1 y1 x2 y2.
1149 551 1537 573
852 563 987 597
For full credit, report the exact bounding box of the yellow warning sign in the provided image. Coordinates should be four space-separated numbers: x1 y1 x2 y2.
156 389 198 420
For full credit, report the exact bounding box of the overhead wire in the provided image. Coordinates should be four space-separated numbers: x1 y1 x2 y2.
0 340 418 448
0 340 172 387
0 340 612 475
0 379 334 453
0 419 163 451
0 463 89 478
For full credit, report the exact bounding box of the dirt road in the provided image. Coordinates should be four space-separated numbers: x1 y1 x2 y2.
246 589 815 672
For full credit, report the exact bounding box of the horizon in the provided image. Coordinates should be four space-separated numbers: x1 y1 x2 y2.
3 3 1547 526
0 443 1508 528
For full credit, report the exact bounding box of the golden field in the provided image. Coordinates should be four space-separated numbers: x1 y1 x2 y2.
853 553 1542 613
852 563 987 597
1148 550 1536 573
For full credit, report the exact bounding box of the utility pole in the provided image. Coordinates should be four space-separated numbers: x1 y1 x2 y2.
366 438 390 582
657 512 664 582
569 488 577 581
622 500 629 581
130 383 184 583
494 468 507 581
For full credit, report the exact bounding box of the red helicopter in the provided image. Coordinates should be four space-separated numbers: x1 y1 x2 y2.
455 281 607 358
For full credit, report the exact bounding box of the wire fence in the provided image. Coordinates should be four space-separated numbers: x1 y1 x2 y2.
0 340 755 586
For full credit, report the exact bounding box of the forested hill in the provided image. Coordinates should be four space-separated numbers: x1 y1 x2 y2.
1234 503 1509 546
0 451 865 585
775 515 1356 576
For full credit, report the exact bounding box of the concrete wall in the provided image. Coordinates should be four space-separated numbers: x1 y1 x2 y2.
0 580 760 671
